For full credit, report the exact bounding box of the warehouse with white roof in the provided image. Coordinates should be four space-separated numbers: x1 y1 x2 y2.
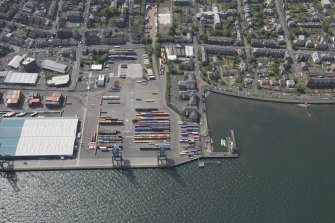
0 117 78 158
8 55 24 69
47 74 70 86
4 71 39 85
41 60 68 74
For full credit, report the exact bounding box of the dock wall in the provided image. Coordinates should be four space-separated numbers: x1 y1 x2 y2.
205 87 335 104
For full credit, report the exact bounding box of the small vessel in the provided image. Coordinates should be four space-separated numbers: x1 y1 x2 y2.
3 112 15 117
221 139 226 147
16 112 27 117
30 112 38 117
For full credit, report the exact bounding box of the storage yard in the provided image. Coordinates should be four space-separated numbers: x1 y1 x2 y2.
133 108 171 147
0 46 205 170
179 122 201 157
79 74 182 164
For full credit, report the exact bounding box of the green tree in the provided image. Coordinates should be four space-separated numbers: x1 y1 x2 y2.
296 83 305 94
155 42 161 57
96 53 108 64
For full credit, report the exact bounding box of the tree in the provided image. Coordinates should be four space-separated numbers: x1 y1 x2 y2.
323 20 330 33
155 42 161 57
296 83 305 94
248 55 256 64
191 23 198 31
168 26 176 36
96 53 108 64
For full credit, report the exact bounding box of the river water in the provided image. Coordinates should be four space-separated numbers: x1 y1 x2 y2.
1 94 335 222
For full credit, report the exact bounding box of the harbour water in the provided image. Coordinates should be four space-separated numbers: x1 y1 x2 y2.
1 94 335 222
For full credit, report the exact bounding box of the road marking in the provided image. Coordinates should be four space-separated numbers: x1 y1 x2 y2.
77 106 87 166
77 79 90 166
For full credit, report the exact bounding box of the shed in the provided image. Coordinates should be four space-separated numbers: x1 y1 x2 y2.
42 60 68 74
8 55 24 69
91 64 103 71
4 71 39 85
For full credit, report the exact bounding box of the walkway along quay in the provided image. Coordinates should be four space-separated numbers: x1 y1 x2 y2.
0 154 239 172
0 129 240 172
203 85 335 104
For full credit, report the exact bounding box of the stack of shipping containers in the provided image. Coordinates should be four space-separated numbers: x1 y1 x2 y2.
108 49 137 60
28 91 41 107
99 116 124 125
6 90 21 107
45 92 63 108
133 108 170 147
96 129 123 149
179 123 200 156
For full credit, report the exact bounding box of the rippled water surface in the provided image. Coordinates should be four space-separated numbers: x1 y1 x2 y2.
1 94 335 223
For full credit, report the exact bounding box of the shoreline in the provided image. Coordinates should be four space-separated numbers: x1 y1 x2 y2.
203 86 335 104
5 85 328 173
0 155 237 172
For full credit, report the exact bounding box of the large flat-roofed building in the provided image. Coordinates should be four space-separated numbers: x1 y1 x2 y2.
8 55 24 69
41 60 68 74
0 117 78 158
47 74 70 86
4 71 39 85
22 57 37 72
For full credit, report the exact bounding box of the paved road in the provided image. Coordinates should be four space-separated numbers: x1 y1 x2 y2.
275 0 292 51
236 0 248 48
204 85 335 104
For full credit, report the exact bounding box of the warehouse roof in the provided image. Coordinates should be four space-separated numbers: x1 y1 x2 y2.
47 74 70 86
0 117 78 157
4 71 39 85
41 60 68 73
8 55 24 69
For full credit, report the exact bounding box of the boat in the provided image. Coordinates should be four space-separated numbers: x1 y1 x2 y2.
16 112 27 117
3 112 15 117
221 139 226 147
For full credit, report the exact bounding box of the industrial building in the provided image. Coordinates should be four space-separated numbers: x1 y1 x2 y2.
41 60 68 74
4 71 39 85
0 117 78 158
22 57 37 72
47 74 70 86
8 55 24 69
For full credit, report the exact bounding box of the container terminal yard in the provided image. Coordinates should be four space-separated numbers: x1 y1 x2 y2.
0 48 237 172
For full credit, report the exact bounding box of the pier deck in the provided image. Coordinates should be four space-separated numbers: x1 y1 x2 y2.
0 129 240 171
